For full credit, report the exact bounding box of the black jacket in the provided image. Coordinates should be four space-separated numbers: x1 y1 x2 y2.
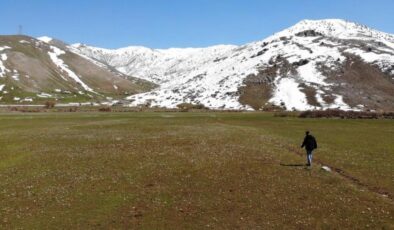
301 134 317 151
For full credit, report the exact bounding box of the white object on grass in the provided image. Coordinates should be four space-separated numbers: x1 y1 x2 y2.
321 166 332 172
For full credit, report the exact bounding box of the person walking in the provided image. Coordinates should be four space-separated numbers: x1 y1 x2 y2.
301 131 317 166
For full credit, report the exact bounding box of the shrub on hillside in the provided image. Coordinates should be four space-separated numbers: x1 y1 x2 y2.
98 107 111 112
68 107 78 112
176 103 207 111
274 111 299 117
382 112 394 119
299 109 393 119
44 101 56 109
9 106 43 113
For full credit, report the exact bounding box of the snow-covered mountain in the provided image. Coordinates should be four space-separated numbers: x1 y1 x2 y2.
71 19 394 111
2 19 393 110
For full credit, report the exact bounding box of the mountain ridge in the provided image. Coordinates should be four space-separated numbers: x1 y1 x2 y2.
71 19 394 50
1 19 393 111
70 19 394 111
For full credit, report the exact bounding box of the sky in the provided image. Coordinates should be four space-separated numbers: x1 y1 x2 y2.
0 0 393 49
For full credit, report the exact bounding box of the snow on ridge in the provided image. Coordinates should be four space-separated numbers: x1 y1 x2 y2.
155 44 238 57
67 45 110 70
73 43 238 54
72 36 351 110
37 36 53 43
71 43 239 84
265 19 394 44
48 46 95 93
123 42 262 109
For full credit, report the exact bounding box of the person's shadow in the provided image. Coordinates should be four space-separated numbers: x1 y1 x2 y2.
280 163 306 167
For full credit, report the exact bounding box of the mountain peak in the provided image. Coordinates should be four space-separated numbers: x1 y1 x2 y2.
292 18 364 34
297 18 349 25
37 36 53 43
269 19 394 43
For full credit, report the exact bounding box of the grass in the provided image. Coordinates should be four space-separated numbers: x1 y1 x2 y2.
0 112 392 229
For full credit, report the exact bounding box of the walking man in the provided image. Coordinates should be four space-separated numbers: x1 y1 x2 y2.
301 131 317 166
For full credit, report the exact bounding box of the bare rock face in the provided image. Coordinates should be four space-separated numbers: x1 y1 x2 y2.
295 30 324 37
320 54 394 111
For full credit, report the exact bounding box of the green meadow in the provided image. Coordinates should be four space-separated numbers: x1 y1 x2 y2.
0 112 392 229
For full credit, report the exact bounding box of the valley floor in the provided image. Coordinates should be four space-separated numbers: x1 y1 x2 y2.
0 112 393 229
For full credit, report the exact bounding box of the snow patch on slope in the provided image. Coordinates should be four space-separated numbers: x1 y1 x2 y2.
0 46 11 51
269 77 312 111
1 53 7 61
270 19 394 43
344 48 394 74
48 46 95 92
0 47 10 78
68 45 113 70
315 91 352 111
297 62 330 86
37 92 52 98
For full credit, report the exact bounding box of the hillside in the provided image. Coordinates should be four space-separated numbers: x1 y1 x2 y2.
72 19 394 111
0 35 155 104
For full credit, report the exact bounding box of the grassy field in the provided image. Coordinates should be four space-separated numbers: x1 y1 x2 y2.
0 112 393 229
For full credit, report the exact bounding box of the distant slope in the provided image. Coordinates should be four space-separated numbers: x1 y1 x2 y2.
73 19 394 111
0 35 155 104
